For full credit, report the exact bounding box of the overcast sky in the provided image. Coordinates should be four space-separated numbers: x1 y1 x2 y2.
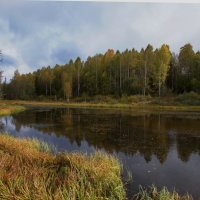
1 1 200 80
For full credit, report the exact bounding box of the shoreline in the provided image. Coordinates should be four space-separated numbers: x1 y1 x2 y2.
0 134 126 199
0 106 194 199
0 133 193 200
1 99 200 112
0 103 26 116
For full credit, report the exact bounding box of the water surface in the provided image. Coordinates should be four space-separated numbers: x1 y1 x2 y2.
1 107 200 199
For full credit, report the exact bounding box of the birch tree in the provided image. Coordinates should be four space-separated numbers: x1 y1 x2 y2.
153 44 171 96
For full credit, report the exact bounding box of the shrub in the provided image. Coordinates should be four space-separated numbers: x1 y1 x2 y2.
175 92 200 105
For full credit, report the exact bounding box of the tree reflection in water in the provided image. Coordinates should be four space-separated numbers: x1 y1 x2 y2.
1 108 200 163
1 108 200 198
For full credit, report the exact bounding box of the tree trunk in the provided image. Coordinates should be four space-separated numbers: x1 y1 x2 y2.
119 58 122 96
109 65 111 92
127 64 130 78
95 60 98 93
49 81 52 96
46 83 47 96
77 69 80 97
144 60 147 96
158 80 161 97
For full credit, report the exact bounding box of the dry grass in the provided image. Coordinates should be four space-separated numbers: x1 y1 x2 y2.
0 134 195 200
134 186 193 200
0 104 25 116
0 134 125 200
2 97 200 112
0 100 196 200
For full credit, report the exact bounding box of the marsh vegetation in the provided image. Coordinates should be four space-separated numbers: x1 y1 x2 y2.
0 133 194 200
0 106 200 199
0 134 125 200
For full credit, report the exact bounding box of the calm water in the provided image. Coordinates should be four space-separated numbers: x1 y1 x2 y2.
1 107 200 199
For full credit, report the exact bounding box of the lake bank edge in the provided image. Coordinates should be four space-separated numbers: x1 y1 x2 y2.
0 133 193 200
0 103 26 116
0 133 126 199
0 103 195 199
2 99 200 112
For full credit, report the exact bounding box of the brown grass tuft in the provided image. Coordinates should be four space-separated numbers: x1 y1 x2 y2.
0 134 125 200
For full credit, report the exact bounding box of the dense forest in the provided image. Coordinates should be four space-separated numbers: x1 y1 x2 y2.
1 43 200 101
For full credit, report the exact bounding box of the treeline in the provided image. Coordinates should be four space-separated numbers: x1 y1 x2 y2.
2 43 200 100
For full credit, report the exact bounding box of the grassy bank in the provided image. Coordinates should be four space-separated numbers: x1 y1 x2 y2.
0 104 25 116
0 98 197 199
2 93 200 111
0 134 194 200
134 186 192 200
0 134 125 200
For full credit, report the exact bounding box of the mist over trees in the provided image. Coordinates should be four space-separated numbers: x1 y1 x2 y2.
3 43 200 100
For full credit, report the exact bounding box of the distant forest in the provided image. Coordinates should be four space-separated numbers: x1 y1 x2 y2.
1 43 200 101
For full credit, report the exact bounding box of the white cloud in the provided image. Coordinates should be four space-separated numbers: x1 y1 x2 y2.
0 18 32 80
1 2 200 80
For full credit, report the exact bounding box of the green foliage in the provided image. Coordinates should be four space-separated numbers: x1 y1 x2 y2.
0 104 25 116
175 92 200 105
3 43 200 100
152 44 171 96
133 185 193 200
5 70 35 100
120 95 152 104
134 185 192 200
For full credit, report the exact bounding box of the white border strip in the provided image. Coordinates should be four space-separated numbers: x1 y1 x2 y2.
33 0 200 3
